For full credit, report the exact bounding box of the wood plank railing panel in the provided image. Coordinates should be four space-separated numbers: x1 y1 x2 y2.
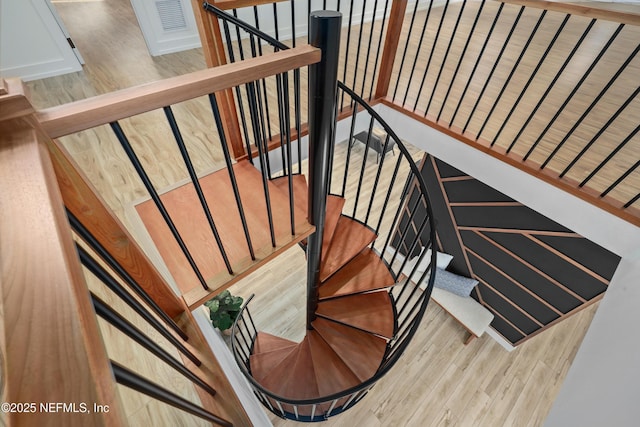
0 117 125 426
37 45 321 139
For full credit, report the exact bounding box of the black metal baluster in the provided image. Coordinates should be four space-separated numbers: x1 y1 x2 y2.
524 24 625 161
77 245 201 365
339 0 355 111
402 0 435 108
223 20 253 163
600 157 640 197
352 117 376 217
294 69 303 174
374 154 403 236
476 10 548 141
508 18 596 154
365 133 391 224
67 211 188 341
209 94 256 260
282 71 297 235
164 106 233 275
359 0 379 100
576 106 640 185
249 35 273 178
252 9 274 142
275 72 289 175
290 0 297 47
111 361 233 427
92 295 216 395
349 0 368 109
449 2 504 126
624 193 640 209
392 0 421 102
341 104 359 197
110 121 209 290
543 44 640 171
413 0 451 113
462 6 525 134
367 0 390 100
438 0 486 122
425 0 468 115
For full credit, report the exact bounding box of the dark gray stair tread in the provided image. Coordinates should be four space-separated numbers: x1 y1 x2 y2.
319 249 395 300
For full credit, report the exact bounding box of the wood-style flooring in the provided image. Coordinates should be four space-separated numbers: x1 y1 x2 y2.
25 0 611 425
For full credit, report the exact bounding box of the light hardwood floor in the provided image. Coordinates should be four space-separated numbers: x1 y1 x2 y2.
26 0 611 425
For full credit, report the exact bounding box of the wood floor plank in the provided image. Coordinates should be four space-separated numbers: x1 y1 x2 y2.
317 291 395 339
319 249 396 300
307 330 361 397
311 317 387 382
320 216 377 282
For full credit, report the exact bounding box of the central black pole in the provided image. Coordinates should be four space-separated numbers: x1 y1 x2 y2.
306 10 342 329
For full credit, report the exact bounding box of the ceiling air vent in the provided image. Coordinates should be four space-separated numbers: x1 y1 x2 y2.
155 0 187 32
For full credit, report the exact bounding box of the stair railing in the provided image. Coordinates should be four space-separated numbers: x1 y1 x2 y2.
208 4 440 421
35 45 320 310
1 80 245 426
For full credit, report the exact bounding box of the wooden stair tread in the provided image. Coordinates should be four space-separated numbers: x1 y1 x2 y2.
280 336 320 400
135 160 314 309
322 196 346 252
250 344 298 383
319 249 396 300
320 216 376 282
311 317 387 382
252 331 297 354
307 331 361 396
317 291 395 338
271 174 308 213
257 343 301 396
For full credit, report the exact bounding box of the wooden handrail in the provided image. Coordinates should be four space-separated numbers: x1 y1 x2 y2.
0 89 125 426
499 0 640 26
211 0 288 11
37 45 321 139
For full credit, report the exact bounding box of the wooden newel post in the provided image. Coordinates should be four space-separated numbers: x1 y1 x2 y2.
374 0 409 100
306 10 342 329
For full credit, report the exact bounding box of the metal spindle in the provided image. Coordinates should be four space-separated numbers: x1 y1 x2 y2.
111 361 233 427
365 133 392 224
413 0 451 113
438 0 486 122
449 2 504 126
92 295 217 395
402 0 435 108
164 106 233 274
349 0 368 108
110 121 209 290
373 155 404 236
567 86 639 182
508 18 596 153
425 0 467 115
209 94 256 260
77 245 201 365
600 159 640 197
339 0 355 111
524 24 625 161
462 6 525 134
476 10 548 141
392 0 421 101
67 211 188 340
352 117 376 217
359 0 379 99
548 44 640 173
367 0 390 100
341 105 359 197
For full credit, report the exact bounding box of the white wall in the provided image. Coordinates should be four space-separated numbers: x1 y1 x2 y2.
375 103 640 426
0 0 82 81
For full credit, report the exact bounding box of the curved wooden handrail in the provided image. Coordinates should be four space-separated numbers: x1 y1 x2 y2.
36 45 320 139
499 0 640 26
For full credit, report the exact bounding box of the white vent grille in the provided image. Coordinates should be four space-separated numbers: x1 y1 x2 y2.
155 0 187 32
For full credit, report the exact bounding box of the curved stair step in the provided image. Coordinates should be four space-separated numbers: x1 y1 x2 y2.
319 249 396 300
307 330 361 396
311 317 387 382
317 291 395 339
252 331 297 354
250 344 298 383
320 216 376 282
280 336 319 400
257 343 301 396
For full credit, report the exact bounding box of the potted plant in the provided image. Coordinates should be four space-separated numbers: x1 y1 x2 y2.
204 290 243 334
